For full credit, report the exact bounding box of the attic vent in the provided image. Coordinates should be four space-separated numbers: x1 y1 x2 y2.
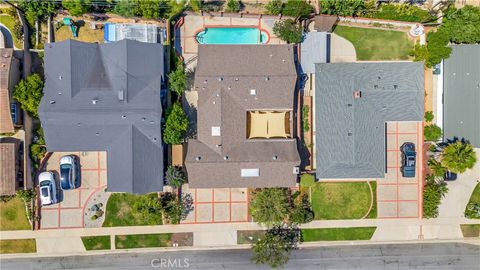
95 132 100 136
228 86 232 90
272 155 278 160
122 115 127 119
347 103 352 107
250 89 256 95
49 100 56 104
235 77 239 81
153 138 157 142
218 77 223 81
223 156 229 160
196 156 201 161
118 90 124 101
378 76 381 80
265 76 270 81
142 117 146 121
374 85 378 89
348 132 353 136
92 98 99 104
353 91 362 99
293 167 299 174
58 76 62 80
393 85 398 90
204 80 208 84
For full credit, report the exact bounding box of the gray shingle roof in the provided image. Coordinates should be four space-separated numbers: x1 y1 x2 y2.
443 45 480 147
185 45 301 188
39 39 165 194
315 62 424 179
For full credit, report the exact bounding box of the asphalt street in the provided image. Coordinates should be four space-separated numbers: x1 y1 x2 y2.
1 242 479 270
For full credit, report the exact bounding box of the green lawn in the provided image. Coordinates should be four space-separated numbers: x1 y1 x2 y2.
334 25 413 61
465 183 480 219
81 236 111 251
366 182 377 219
460 224 480 238
0 14 23 48
55 25 104 43
301 175 374 220
0 197 31 230
0 239 36 254
103 193 162 227
301 227 376 242
115 233 172 249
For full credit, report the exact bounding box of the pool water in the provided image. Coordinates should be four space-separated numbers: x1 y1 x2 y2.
196 27 268 44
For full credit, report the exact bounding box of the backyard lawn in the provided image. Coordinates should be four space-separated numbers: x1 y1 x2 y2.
302 227 376 242
0 239 36 254
0 197 31 230
334 25 413 61
300 174 375 220
55 25 104 43
0 14 23 48
115 233 172 249
81 236 111 251
103 193 162 227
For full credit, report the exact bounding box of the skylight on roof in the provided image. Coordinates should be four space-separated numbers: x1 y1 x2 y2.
211 126 221 136
241 168 259 177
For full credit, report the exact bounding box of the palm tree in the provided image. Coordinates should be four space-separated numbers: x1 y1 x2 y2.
428 158 446 178
441 141 477 173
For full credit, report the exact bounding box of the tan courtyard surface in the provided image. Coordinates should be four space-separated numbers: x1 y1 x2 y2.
181 185 249 224
377 121 424 219
177 14 285 67
40 151 107 229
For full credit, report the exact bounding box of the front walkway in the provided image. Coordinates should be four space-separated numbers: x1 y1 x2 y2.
330 33 356 63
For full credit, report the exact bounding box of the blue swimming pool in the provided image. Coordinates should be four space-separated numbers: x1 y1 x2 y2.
196 27 269 44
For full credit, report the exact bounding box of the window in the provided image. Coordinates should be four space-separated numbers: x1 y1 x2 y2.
241 168 259 177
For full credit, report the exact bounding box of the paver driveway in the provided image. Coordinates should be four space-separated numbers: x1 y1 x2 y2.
40 151 107 229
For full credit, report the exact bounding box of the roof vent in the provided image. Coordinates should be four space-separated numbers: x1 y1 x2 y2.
348 132 353 136
353 91 362 99
250 89 256 95
95 132 100 136
228 86 232 90
378 76 381 80
92 98 99 104
374 85 378 89
122 115 127 119
269 54 273 57
204 79 208 84
293 167 299 174
273 155 278 160
218 77 223 81
347 103 352 107
142 117 146 121
196 156 201 161
393 84 398 90
118 90 124 101
77 123 81 126
153 138 157 142
235 77 239 81
49 100 56 104
223 156 229 160
58 76 62 80
58 92 62 95
265 76 270 81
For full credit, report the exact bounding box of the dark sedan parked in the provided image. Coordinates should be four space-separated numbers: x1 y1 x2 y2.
401 142 416 178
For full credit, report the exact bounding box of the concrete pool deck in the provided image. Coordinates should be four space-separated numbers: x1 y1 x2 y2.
176 13 285 67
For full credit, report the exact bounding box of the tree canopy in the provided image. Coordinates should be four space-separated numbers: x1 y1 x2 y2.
424 124 442 141
13 73 44 118
273 19 303 44
250 188 290 226
441 141 477 173
265 0 283 15
18 0 58 25
252 225 301 268
165 166 185 190
163 102 189 145
282 0 314 20
62 0 91 17
225 0 240 13
168 62 187 98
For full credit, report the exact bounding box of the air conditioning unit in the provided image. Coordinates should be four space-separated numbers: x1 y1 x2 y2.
293 167 300 174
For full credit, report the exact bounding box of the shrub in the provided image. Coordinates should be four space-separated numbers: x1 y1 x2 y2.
133 194 162 225
424 124 442 141
427 158 446 178
165 166 185 190
113 0 135 17
273 19 303 44
225 0 240 13
16 189 36 203
282 0 314 20
163 103 189 145
368 3 434 22
189 0 202 12
423 176 448 218
302 105 310 132
159 192 192 224
168 62 187 98
30 144 46 163
424 111 434 122
320 0 365 17
13 73 44 118
62 0 91 17
289 193 314 224
265 0 283 15
465 203 480 219
441 141 477 174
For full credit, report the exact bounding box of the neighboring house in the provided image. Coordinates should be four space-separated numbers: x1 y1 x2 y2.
315 62 424 179
185 45 301 188
442 45 480 147
0 48 21 134
39 39 165 194
104 23 166 44
0 139 20 196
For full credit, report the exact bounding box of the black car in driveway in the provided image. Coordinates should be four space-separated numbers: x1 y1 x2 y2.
401 142 416 178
